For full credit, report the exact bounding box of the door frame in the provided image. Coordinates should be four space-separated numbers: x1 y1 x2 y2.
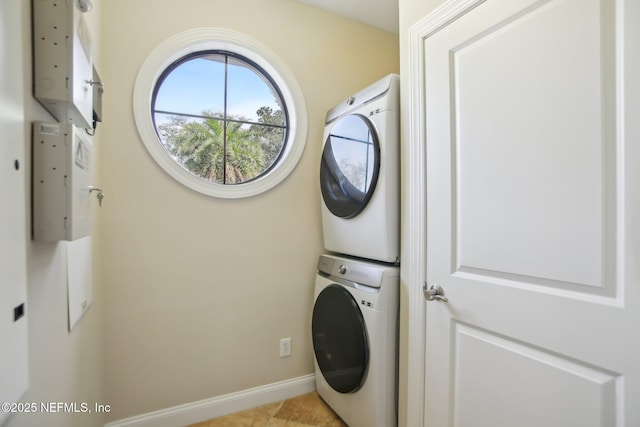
400 1 488 426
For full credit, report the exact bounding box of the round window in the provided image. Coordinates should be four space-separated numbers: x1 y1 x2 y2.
133 28 308 198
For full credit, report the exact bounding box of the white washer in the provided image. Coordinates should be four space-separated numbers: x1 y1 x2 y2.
320 74 400 263
312 254 399 427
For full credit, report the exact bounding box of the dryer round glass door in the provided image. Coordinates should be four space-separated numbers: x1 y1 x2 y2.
320 114 380 218
312 284 369 393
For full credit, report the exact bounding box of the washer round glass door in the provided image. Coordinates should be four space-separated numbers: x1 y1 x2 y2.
312 284 369 393
320 114 380 218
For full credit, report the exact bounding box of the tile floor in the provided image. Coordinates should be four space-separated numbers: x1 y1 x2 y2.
187 392 348 427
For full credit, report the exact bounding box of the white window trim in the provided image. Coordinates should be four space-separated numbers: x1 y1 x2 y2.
133 28 308 198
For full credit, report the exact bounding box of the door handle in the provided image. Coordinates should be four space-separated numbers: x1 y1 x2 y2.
423 283 448 302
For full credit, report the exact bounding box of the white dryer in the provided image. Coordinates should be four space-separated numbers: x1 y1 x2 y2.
320 74 400 264
312 254 399 427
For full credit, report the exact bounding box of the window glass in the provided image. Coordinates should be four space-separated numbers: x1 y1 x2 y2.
154 56 225 117
226 57 284 124
152 51 288 185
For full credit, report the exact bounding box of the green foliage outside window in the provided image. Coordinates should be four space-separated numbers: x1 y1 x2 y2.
157 106 285 184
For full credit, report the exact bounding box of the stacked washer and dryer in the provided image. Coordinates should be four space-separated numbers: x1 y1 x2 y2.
312 74 400 427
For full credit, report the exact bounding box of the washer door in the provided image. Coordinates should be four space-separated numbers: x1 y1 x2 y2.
312 284 369 393
320 114 380 219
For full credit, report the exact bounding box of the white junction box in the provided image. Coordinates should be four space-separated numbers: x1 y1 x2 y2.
33 0 94 129
33 122 93 242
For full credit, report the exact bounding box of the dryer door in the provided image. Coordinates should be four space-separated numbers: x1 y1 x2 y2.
320 114 380 218
312 284 369 393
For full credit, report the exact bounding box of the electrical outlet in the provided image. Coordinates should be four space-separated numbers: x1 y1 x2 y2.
280 337 291 358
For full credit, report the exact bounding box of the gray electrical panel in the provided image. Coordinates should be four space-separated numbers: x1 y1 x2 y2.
33 0 94 129
32 122 93 242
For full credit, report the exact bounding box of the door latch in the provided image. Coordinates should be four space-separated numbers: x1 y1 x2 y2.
423 283 448 302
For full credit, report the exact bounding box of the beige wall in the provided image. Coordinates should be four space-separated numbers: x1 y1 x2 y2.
98 0 399 420
5 1 105 427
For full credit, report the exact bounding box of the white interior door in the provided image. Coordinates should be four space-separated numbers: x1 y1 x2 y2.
406 0 640 425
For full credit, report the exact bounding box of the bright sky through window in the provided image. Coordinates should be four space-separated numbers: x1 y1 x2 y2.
154 57 282 123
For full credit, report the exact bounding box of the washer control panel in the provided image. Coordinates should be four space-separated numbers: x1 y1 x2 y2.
317 255 384 289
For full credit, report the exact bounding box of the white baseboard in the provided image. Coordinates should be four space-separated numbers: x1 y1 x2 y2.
104 374 316 427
